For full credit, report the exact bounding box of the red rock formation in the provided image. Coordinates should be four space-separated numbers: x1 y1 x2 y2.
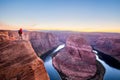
29 32 61 56
0 40 49 80
0 30 16 41
94 37 120 61
0 30 61 56
53 35 96 80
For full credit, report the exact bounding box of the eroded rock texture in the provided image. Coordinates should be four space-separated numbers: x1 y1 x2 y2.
29 32 61 56
0 30 17 41
53 35 97 80
0 40 49 80
0 30 61 56
93 37 120 61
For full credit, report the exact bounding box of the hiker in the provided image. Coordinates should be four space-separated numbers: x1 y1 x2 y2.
18 28 23 40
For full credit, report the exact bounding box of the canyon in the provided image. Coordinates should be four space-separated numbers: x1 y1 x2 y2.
0 30 120 80
0 30 61 56
93 37 120 62
53 35 104 80
51 31 120 62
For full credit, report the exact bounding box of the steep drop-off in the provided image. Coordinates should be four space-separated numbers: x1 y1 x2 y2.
50 31 120 62
93 37 120 62
0 39 49 80
29 32 61 56
0 30 61 56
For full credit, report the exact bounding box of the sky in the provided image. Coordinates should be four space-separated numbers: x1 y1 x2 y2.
0 0 120 32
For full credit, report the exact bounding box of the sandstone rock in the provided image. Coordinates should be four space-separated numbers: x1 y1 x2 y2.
89 61 105 80
0 30 61 56
0 30 29 41
0 30 15 42
0 40 49 80
50 31 81 43
29 32 61 56
93 37 120 61
53 35 97 80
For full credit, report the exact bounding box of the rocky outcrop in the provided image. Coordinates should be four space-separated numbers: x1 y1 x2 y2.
29 32 61 56
53 35 97 80
0 30 29 41
89 61 105 80
93 37 120 62
0 40 49 80
0 30 17 41
0 30 61 56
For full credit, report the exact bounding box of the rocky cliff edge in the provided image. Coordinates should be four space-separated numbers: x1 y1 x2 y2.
0 39 49 80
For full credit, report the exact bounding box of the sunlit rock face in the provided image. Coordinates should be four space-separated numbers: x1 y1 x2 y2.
53 35 97 80
29 32 61 56
0 30 17 41
0 30 61 56
93 37 120 62
0 40 49 80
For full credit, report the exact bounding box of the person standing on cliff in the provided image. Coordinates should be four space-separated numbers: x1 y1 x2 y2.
18 28 23 40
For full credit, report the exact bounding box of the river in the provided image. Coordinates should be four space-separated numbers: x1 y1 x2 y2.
42 44 65 80
41 45 120 80
93 50 120 80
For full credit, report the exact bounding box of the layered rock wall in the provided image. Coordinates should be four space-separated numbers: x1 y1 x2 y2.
0 40 49 80
29 32 61 56
93 37 120 61
0 30 61 56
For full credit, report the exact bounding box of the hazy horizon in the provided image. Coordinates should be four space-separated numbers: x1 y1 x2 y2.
0 0 120 32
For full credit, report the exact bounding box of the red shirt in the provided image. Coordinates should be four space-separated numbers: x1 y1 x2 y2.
18 28 22 34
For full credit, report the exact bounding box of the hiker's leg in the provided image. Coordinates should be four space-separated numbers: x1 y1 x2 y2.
19 34 21 40
20 34 22 40
19 34 22 40
21 34 22 40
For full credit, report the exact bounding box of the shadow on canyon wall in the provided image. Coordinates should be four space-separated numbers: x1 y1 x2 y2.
93 48 120 70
